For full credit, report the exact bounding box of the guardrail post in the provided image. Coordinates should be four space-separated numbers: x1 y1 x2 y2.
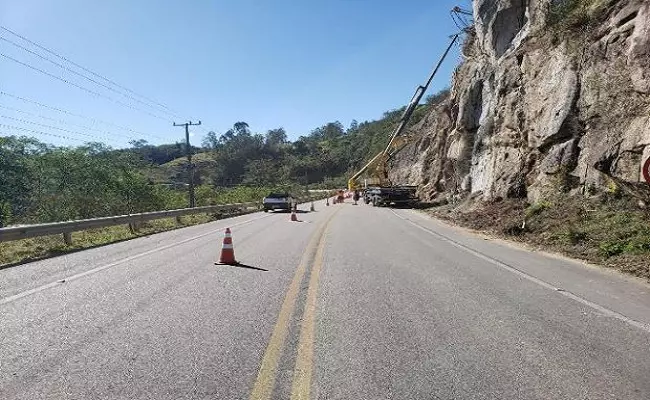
0 201 258 244
63 232 73 246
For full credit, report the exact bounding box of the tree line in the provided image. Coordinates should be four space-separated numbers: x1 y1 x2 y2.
0 89 447 226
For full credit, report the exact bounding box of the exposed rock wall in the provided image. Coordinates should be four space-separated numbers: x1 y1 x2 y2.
390 0 650 203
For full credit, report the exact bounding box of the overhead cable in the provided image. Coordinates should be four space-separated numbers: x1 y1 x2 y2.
0 90 164 140
0 52 172 122
0 25 183 118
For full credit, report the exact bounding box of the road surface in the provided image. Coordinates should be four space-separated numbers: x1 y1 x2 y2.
1 202 650 399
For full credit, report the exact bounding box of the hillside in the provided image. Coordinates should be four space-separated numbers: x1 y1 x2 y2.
0 98 432 227
144 105 432 189
392 0 649 202
389 0 650 277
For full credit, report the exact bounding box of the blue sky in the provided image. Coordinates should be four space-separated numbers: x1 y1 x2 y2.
0 0 470 147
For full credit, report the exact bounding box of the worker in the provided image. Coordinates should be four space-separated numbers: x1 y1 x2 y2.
353 190 360 205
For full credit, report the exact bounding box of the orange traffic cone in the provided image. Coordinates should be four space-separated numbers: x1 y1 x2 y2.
291 210 298 221
216 227 238 265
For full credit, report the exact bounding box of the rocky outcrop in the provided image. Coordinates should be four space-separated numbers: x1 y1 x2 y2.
390 0 650 203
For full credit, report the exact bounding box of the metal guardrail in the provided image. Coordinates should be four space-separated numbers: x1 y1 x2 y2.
0 196 324 245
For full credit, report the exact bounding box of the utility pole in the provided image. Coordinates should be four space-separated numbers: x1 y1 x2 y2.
173 120 201 208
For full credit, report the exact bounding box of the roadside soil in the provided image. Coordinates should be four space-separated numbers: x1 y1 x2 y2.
425 194 650 280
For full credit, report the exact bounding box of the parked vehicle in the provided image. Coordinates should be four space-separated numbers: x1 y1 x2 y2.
363 186 418 207
347 35 459 208
262 192 294 212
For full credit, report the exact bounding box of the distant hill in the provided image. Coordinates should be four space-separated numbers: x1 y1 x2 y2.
152 152 216 186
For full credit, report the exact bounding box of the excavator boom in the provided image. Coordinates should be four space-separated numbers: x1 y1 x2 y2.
348 34 459 192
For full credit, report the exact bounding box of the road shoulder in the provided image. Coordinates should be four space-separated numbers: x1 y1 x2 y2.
394 208 650 331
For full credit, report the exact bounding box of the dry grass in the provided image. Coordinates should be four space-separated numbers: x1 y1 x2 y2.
0 213 228 267
427 194 650 280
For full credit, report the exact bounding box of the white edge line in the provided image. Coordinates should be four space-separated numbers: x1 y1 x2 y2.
0 214 271 306
390 210 650 335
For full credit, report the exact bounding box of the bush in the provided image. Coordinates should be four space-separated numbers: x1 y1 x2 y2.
547 0 609 46
623 234 650 255
559 225 588 245
591 210 650 258
0 201 12 227
525 201 552 219
548 0 603 29
599 240 625 257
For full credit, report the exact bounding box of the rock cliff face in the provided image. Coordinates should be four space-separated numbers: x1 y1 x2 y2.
390 0 650 203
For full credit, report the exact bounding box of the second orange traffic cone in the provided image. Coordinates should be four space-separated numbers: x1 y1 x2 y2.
216 227 238 265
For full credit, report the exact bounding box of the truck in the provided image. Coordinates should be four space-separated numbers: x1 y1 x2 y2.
262 192 294 212
347 34 460 207
363 185 418 207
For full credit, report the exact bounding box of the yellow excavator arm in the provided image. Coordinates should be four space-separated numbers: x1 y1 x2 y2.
347 135 412 191
347 34 459 192
348 152 388 191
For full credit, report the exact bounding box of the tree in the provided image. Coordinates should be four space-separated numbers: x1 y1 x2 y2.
265 128 287 150
202 131 220 150
322 121 345 140
233 121 250 135
243 159 279 185
129 139 149 148
0 136 44 226
0 97 435 227
348 119 359 133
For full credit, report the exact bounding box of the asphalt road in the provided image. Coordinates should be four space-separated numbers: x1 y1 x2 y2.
1 201 650 399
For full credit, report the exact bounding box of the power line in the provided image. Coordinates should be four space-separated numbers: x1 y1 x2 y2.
0 104 142 141
0 35 182 119
0 52 172 122
0 25 183 118
0 90 164 140
197 126 214 135
0 114 127 144
0 123 85 142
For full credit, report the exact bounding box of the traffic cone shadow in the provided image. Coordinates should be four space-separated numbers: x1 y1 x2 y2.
214 228 268 271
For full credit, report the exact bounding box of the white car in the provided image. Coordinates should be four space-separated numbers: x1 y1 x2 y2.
262 192 294 212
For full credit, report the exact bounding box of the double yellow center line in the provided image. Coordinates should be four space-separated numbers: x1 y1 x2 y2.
249 209 339 400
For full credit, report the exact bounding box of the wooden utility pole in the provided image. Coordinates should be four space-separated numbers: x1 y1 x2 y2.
173 120 201 208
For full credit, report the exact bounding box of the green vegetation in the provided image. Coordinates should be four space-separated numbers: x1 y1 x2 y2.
0 137 201 227
428 194 650 280
588 210 650 258
183 108 429 189
0 103 430 226
524 200 551 219
547 0 610 33
0 214 220 266
1 91 443 264
194 185 303 206
526 195 650 272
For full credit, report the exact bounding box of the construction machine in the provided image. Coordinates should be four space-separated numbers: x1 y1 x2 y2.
348 34 460 207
